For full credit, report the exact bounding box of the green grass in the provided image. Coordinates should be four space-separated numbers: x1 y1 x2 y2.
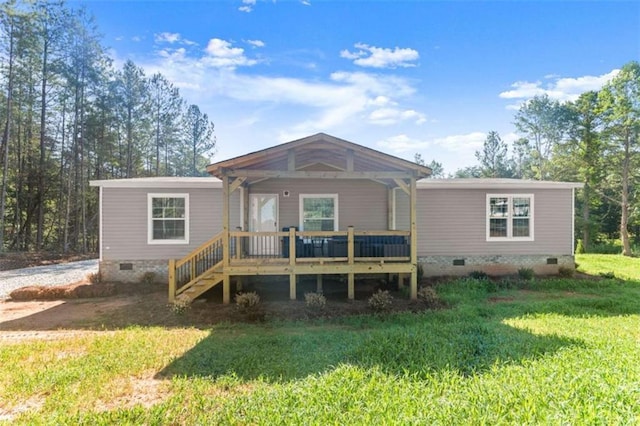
1 254 639 424
576 253 640 280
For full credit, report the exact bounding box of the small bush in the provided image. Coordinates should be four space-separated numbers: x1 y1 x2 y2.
599 271 616 279
139 271 157 285
368 290 393 313
518 268 535 280
575 239 585 254
417 286 438 305
304 292 327 309
88 271 103 284
170 298 191 315
483 279 498 293
469 270 489 280
235 291 264 321
417 263 425 282
558 266 574 278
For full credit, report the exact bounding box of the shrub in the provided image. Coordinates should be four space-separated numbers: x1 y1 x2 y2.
417 286 438 305
139 271 157 285
304 292 327 309
575 239 585 254
170 298 191 315
469 270 489 280
518 268 535 280
88 271 103 284
368 290 393 313
235 291 264 321
599 271 616 279
558 266 574 278
417 263 425 282
235 291 261 309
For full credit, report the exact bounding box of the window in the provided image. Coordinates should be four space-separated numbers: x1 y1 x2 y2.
300 194 338 231
148 194 189 244
487 194 533 241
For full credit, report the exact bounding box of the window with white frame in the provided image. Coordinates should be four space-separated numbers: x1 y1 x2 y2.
487 194 533 241
300 194 338 231
148 194 189 244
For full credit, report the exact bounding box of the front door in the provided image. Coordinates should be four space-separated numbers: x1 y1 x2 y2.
249 194 279 255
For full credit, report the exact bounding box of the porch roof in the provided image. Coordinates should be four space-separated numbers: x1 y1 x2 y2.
206 133 432 182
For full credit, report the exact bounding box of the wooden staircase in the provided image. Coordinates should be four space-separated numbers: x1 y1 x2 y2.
169 232 225 304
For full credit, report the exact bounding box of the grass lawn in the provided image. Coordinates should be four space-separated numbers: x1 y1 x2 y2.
1 255 639 424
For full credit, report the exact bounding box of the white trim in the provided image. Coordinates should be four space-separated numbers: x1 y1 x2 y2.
147 193 190 245
572 187 575 255
239 186 245 231
486 193 534 242
90 177 221 188
392 187 398 231
419 178 582 190
99 186 103 261
299 194 339 231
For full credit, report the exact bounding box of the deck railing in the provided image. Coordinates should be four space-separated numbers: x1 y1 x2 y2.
229 228 410 263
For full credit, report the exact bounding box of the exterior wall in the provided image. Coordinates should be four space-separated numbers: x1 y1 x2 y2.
100 186 240 282
419 254 575 277
394 188 410 231
413 188 574 256
249 178 389 231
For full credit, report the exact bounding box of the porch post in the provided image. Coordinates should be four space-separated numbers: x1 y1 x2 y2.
168 259 176 302
409 176 418 300
289 227 296 300
347 226 355 300
222 175 231 304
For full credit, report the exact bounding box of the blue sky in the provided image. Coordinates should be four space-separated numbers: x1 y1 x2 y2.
81 0 639 174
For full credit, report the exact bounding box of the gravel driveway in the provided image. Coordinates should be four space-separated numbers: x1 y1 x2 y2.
0 259 98 298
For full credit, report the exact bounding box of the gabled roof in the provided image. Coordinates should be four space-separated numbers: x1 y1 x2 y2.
206 133 432 180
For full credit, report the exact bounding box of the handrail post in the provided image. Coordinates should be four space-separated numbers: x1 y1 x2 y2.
289 227 297 300
347 226 355 300
168 259 176 303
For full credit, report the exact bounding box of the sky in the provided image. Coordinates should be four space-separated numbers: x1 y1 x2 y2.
80 0 639 174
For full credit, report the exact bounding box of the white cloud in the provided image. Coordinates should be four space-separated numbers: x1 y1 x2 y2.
155 32 180 43
499 69 620 103
368 108 426 126
246 39 265 48
203 38 258 68
131 36 142 42
340 43 419 69
239 0 256 12
377 134 431 152
378 132 485 154
301 0 311 5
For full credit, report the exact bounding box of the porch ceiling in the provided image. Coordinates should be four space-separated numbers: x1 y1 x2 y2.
206 133 431 183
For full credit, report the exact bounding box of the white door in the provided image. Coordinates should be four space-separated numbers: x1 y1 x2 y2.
249 194 279 255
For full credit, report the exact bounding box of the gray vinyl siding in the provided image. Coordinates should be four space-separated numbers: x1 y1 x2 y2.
414 188 573 256
102 187 240 261
249 178 388 231
394 188 410 231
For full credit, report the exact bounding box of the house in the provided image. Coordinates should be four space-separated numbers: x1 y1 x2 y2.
90 133 582 304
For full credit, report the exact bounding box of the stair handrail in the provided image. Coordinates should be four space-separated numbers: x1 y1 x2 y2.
169 232 224 301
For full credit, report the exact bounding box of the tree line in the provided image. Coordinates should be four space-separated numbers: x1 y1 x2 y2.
0 1 216 253
418 61 639 255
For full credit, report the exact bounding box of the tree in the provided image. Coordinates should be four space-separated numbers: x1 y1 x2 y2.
148 73 183 176
554 91 604 252
414 153 444 178
598 61 640 256
514 94 571 180
180 104 215 176
475 131 514 178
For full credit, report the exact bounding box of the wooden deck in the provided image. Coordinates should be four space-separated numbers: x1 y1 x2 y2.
169 228 416 304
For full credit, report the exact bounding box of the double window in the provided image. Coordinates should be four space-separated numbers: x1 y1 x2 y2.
148 194 189 244
300 194 338 231
487 194 533 241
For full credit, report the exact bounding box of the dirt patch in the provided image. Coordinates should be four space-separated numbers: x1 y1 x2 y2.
94 374 170 412
0 252 97 271
0 279 441 342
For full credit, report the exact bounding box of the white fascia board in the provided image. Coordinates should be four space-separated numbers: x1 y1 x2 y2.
89 177 222 189
417 179 583 190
